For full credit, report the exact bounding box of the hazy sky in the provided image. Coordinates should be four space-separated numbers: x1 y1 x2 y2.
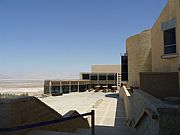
0 0 167 79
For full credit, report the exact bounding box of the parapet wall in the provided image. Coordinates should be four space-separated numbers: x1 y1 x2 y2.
119 86 133 124
120 86 180 135
0 96 90 135
140 72 180 98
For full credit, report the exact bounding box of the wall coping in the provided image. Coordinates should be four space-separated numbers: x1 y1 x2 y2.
122 86 131 97
0 96 35 104
134 89 180 108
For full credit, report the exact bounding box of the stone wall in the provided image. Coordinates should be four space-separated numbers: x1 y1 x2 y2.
91 65 121 73
158 108 180 135
151 0 180 73
0 97 90 135
119 86 133 124
140 72 180 98
151 0 180 90
132 90 161 135
119 86 180 135
126 30 152 87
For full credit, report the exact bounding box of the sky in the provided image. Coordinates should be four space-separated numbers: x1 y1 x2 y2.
0 0 167 80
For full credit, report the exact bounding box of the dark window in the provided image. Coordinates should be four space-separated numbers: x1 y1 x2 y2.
91 74 97 80
99 74 106 80
164 28 176 54
121 55 128 81
108 74 115 80
82 74 89 80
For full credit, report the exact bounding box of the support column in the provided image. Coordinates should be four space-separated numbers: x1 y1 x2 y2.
69 81 71 93
86 82 87 90
60 81 62 94
78 81 80 92
97 73 99 86
117 73 120 88
49 81 52 94
114 73 116 85
106 73 108 88
90 74 91 89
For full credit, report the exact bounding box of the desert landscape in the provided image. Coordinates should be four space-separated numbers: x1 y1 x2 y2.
0 80 44 96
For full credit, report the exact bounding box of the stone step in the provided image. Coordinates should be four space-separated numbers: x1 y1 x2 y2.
75 126 134 135
27 130 87 135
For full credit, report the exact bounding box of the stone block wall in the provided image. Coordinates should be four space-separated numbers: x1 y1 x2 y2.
126 30 152 87
0 97 90 135
140 72 179 98
120 86 180 135
132 90 161 135
119 86 134 124
158 108 180 135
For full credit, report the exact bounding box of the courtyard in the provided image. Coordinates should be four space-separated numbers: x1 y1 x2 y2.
39 91 127 127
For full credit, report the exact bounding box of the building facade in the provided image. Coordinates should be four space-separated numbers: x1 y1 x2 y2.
91 65 121 73
44 65 121 94
126 30 152 87
80 64 121 89
123 0 180 98
44 80 90 94
80 72 120 89
151 0 180 77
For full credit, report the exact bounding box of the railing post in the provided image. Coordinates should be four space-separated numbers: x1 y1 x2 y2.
91 110 95 135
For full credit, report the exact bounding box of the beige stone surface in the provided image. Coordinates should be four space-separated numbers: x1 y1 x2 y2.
124 0 180 90
126 30 152 87
0 96 89 135
91 65 121 73
151 0 180 73
150 0 180 91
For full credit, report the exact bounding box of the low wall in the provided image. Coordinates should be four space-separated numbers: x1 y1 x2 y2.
140 72 180 98
132 90 161 135
120 86 180 135
0 96 90 135
119 86 133 125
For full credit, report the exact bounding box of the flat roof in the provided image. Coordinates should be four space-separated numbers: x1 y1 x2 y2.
45 79 90 82
80 72 119 74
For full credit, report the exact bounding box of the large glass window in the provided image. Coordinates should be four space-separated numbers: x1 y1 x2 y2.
91 74 97 80
108 74 115 80
99 74 106 80
82 74 89 80
121 55 128 81
164 28 176 54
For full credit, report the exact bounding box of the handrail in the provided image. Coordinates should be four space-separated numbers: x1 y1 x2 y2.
0 110 95 135
133 108 158 128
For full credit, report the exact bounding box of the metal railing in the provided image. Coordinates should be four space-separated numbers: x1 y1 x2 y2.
0 110 95 135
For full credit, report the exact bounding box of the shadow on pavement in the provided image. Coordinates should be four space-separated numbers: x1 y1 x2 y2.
105 93 119 99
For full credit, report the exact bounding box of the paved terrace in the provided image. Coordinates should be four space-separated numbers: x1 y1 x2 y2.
39 91 127 127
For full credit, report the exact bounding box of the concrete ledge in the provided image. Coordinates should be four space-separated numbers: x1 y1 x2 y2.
119 86 133 125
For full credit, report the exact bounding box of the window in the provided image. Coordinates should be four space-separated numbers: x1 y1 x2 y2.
121 55 128 81
164 28 176 54
99 74 106 80
108 74 115 80
91 74 97 80
82 74 89 80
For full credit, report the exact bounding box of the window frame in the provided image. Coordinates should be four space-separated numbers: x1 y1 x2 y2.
163 28 176 55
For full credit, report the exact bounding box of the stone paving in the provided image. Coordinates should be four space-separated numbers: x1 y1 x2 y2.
39 91 126 127
29 91 134 135
94 94 127 127
39 91 106 115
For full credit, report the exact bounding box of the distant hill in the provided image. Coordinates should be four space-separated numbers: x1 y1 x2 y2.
0 74 12 80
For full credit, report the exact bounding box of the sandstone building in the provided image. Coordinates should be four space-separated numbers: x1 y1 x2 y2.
45 65 121 94
122 0 180 98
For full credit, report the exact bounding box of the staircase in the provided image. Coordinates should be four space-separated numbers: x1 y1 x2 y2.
28 94 134 135
28 126 134 135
